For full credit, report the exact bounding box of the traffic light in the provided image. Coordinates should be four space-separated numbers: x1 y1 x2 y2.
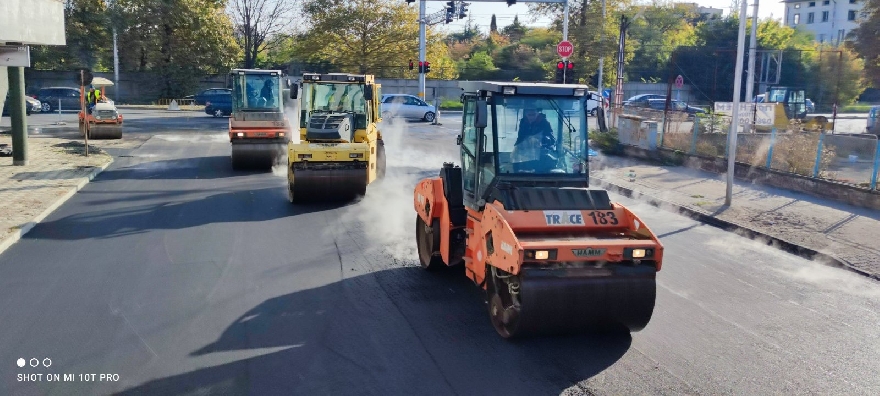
418 61 424 73
555 61 565 84
445 1 455 23
424 61 431 74
409 60 414 71
564 61 575 84
406 0 415 3
459 2 468 19
589 73 598 87
507 0 516 6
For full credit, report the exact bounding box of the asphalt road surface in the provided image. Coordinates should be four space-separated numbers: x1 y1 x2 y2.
0 116 878 395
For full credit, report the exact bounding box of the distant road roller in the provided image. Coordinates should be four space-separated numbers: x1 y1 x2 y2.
228 69 290 170
413 81 664 338
79 77 123 139
286 73 385 203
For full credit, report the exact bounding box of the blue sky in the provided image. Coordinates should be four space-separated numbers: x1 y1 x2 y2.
428 0 786 33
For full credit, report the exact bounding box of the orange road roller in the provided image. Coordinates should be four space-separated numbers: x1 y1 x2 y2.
413 81 664 338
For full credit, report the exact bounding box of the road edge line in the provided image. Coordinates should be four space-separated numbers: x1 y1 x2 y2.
0 159 113 256
592 177 878 281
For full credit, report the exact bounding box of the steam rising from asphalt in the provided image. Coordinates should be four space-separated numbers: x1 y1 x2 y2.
336 117 458 264
271 101 302 177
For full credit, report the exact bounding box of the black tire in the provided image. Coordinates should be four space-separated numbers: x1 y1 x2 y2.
41 102 51 112
424 112 436 122
487 269 522 339
376 139 386 180
590 107 598 117
416 215 445 270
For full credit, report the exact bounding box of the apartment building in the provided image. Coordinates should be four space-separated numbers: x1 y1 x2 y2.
783 0 867 45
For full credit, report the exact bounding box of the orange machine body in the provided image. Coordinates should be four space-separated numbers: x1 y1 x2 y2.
414 176 664 290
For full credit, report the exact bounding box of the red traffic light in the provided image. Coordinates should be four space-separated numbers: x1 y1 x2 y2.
557 61 565 69
567 62 574 69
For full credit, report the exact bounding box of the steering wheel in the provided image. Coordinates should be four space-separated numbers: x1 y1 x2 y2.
512 147 562 174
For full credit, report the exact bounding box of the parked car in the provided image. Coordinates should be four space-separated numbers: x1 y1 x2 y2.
645 98 706 117
586 91 604 116
33 87 81 112
623 94 666 108
2 94 40 116
380 94 436 122
204 90 233 117
193 88 232 105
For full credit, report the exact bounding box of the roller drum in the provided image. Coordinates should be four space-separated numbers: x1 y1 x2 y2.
231 142 284 170
87 124 123 139
490 264 656 337
289 167 367 203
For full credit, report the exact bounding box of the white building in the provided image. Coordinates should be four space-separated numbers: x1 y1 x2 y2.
676 2 725 20
783 0 866 45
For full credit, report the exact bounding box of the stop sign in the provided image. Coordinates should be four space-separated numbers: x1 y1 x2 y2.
557 41 573 58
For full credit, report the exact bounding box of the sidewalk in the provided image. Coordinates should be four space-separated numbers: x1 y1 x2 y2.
590 153 880 279
0 136 115 254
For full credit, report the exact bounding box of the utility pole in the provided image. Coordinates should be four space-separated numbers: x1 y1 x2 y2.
726 0 749 206
744 0 759 132
418 0 427 99
598 0 606 106
113 27 120 101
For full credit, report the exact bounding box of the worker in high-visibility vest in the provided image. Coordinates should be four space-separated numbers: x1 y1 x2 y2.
87 87 102 114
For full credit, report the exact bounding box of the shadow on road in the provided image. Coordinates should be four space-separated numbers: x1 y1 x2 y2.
26 186 341 240
114 267 633 395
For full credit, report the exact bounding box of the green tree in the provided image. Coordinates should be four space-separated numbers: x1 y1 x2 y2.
297 0 419 76
114 0 241 97
807 45 865 107
501 15 528 42
458 51 497 80
851 0 880 87
627 2 698 81
30 0 112 71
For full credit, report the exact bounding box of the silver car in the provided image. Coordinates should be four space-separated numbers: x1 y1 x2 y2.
380 94 436 122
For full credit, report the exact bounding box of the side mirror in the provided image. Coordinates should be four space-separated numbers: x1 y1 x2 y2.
456 134 462 145
475 99 488 128
289 83 298 99
364 84 374 101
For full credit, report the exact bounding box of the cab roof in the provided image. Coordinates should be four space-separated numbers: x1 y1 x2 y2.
459 81 591 97
301 73 374 83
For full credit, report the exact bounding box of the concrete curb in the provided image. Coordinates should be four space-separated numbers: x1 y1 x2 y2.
0 158 113 256
592 176 879 281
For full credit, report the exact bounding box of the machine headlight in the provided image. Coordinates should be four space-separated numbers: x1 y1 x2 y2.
502 86 516 95
524 249 557 260
278 132 285 137
573 88 586 97
95 116 101 120
624 248 654 259
298 154 312 159
236 132 244 137
349 153 364 158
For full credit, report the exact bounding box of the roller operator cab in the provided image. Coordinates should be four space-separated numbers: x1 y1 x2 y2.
286 73 386 203
414 81 664 339
228 69 290 170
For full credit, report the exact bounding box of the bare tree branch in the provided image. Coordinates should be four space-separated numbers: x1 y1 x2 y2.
228 0 300 68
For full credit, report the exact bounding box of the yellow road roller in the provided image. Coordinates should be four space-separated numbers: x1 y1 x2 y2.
286 73 385 203
229 69 290 170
